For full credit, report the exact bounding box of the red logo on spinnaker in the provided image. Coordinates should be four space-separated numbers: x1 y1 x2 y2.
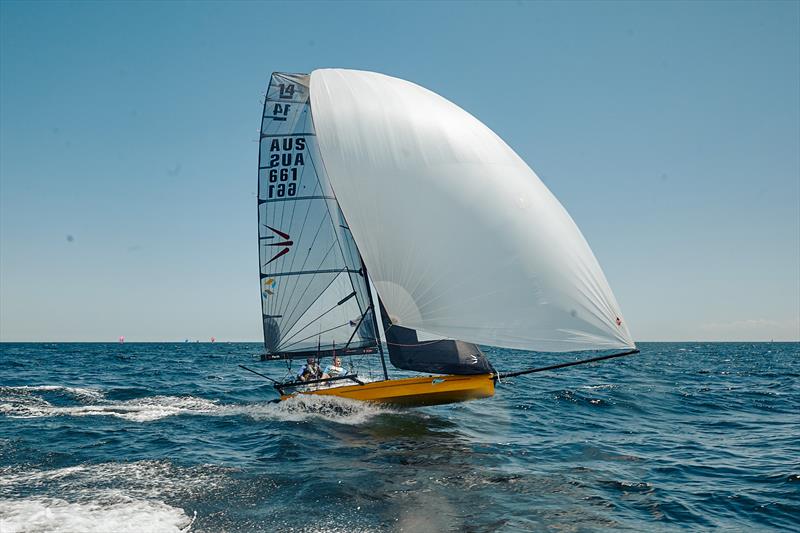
264 225 293 265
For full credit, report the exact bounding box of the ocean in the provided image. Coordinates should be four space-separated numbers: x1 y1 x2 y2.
0 342 797 532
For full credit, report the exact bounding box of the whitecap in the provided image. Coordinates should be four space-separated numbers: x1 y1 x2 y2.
580 384 618 391
0 496 194 533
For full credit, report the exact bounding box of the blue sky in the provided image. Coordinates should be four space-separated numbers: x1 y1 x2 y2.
1 1 798 342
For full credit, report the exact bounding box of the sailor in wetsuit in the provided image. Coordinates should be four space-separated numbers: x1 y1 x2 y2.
297 357 323 382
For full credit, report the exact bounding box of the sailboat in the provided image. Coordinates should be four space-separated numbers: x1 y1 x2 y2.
251 69 637 407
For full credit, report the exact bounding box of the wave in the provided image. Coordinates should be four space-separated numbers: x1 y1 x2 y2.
0 386 394 425
0 395 219 422
0 460 234 532
0 496 194 533
0 385 105 402
1 460 235 500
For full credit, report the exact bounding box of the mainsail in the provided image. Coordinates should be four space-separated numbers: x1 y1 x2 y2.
308 69 635 356
258 73 379 359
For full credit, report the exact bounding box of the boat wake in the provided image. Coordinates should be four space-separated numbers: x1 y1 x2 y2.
0 385 105 402
227 394 397 425
0 386 219 422
0 496 194 533
0 460 228 533
0 385 395 425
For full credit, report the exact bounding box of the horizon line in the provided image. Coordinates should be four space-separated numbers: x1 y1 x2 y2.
0 340 798 344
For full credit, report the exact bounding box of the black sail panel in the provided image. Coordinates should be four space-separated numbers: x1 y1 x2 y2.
258 73 378 359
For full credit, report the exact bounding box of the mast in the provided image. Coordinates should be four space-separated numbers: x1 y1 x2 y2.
362 260 389 381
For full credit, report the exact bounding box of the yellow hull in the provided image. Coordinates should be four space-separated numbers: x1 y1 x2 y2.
280 373 495 407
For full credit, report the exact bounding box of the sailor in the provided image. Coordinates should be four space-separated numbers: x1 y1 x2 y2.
323 356 347 378
297 357 322 382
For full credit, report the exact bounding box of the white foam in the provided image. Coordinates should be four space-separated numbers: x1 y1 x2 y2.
1 460 234 502
0 496 194 533
0 385 391 425
0 465 85 487
221 394 395 425
0 460 232 533
0 395 218 422
0 385 104 401
580 384 618 391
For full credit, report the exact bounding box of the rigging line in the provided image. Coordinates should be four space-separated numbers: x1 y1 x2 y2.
343 304 372 350
277 291 356 347
352 324 380 371
278 240 338 335
338 213 366 304
238 365 281 385
339 226 366 288
278 322 351 352
339 226 369 337
277 236 338 330
496 349 640 380
360 260 387 380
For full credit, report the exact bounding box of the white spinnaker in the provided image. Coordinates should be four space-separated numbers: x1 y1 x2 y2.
309 69 634 352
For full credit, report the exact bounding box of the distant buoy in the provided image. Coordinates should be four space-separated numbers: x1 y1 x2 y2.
118 336 125 343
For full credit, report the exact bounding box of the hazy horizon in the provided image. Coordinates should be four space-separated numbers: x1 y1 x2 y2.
1 1 798 343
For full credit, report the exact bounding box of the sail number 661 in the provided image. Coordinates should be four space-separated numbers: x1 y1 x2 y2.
268 183 296 197
269 168 298 182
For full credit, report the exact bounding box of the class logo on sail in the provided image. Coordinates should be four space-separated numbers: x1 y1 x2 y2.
263 278 277 297
264 225 293 265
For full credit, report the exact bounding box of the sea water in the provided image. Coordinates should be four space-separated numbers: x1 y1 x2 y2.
0 342 797 532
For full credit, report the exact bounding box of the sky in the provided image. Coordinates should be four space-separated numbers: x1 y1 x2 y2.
1 1 798 342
